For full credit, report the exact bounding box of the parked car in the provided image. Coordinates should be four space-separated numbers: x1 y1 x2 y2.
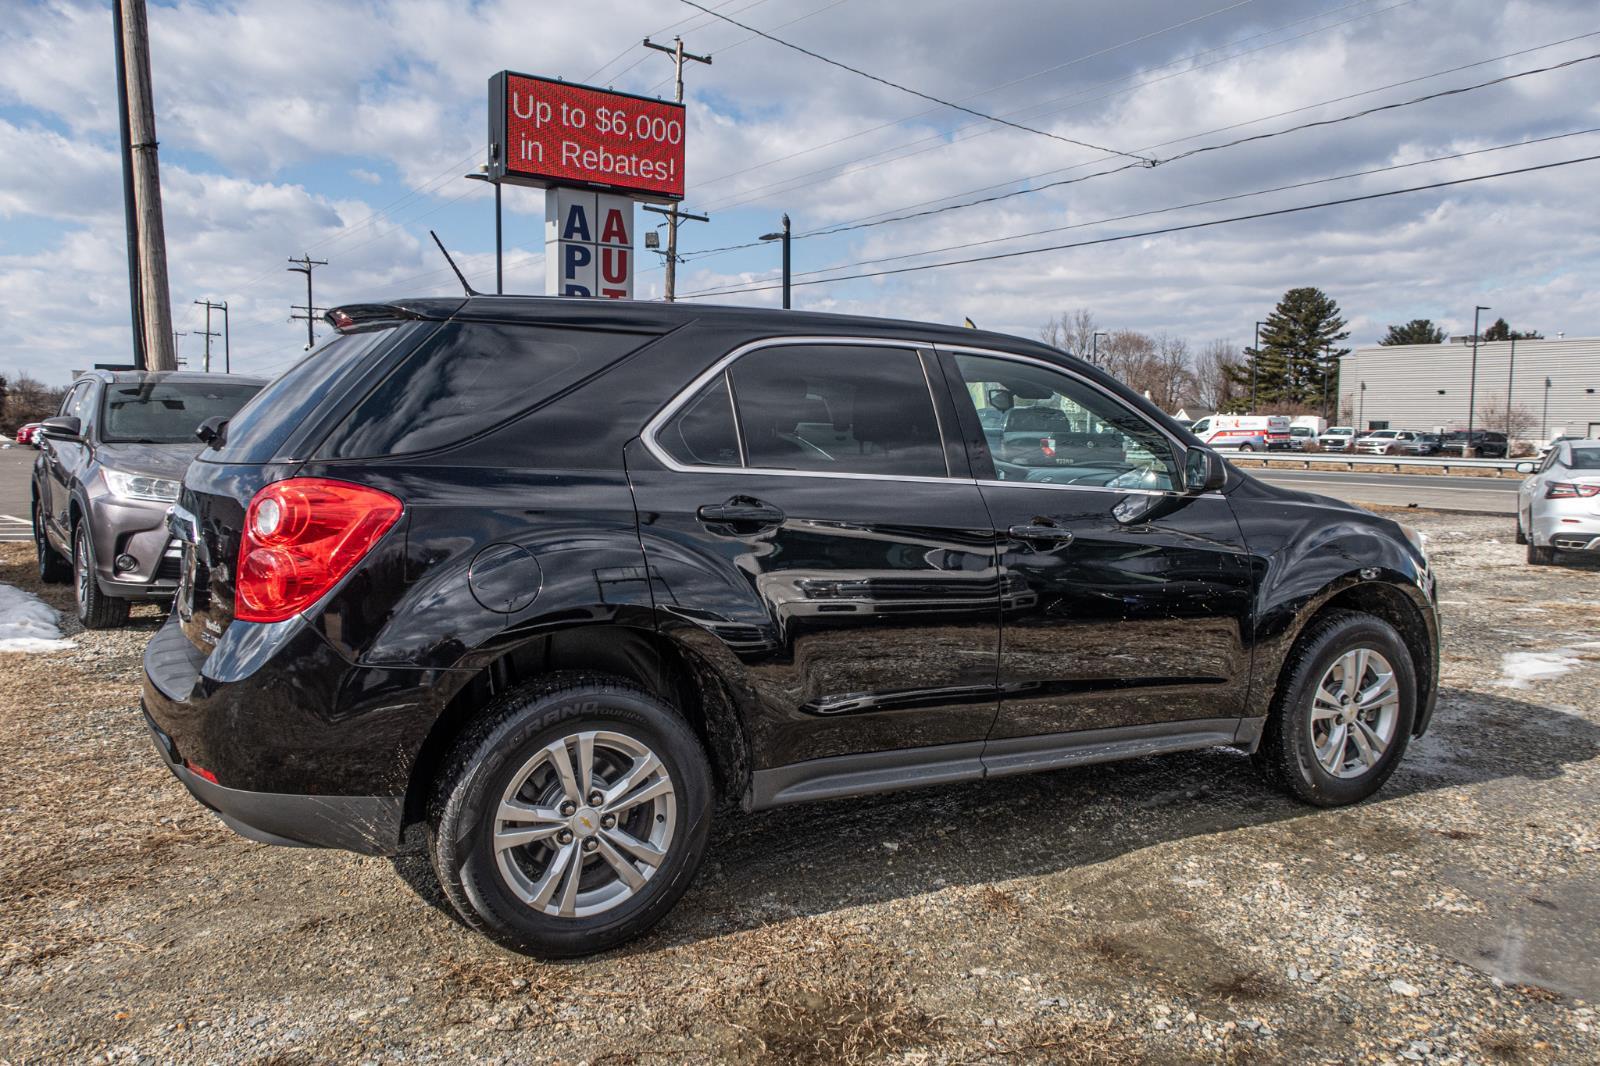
142 298 1439 958
1320 426 1356 452
1439 430 1508 458
1516 439 1600 564
1355 429 1419 455
1395 433 1444 457
15 422 42 446
32 370 266 628
1287 425 1317 451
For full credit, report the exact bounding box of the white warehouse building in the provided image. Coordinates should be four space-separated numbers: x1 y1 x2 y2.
1337 337 1600 441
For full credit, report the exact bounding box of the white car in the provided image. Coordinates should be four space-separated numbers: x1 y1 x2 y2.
1355 429 1421 455
1321 426 1355 452
1516 439 1600 564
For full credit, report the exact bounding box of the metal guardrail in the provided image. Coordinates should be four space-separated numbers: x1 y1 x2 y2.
1228 451 1526 475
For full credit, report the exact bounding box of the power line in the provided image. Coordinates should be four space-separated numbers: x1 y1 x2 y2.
674 0 1154 163
678 153 1600 299
728 128 1600 285
693 0 1282 192
681 44 1600 257
646 0 854 95
691 0 1413 213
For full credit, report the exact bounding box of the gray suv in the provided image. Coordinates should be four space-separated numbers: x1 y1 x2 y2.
33 370 263 627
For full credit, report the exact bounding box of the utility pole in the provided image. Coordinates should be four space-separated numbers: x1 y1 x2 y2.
1466 304 1489 456
112 0 145 371
172 330 187 368
760 214 792 309
1251 320 1266 412
644 36 711 301
220 300 230 373
1505 334 1517 442
287 254 329 349
120 0 176 371
643 204 709 299
193 299 224 373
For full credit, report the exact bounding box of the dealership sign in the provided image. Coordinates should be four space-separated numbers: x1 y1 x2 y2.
488 72 685 202
545 188 634 299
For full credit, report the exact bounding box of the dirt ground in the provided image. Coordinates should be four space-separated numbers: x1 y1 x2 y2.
2 510 1598 1065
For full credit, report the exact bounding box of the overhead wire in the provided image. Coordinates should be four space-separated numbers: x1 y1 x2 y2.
673 0 1154 162
677 153 1600 299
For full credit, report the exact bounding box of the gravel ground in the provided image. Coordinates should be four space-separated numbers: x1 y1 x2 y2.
1 510 1597 1065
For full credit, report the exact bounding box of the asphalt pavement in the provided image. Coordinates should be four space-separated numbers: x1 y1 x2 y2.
0 446 36 542
1247 467 1519 515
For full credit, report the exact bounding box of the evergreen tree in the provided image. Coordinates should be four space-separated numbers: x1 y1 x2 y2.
1227 287 1349 408
1481 317 1543 341
1379 319 1445 345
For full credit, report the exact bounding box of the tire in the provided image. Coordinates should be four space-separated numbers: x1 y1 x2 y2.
73 524 130 629
427 673 713 958
1237 443 1255 453
34 501 70 584
1255 610 1416 807
1514 512 1528 545
1527 541 1556 566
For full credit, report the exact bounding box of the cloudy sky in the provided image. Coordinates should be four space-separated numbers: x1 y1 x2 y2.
3 0 1598 384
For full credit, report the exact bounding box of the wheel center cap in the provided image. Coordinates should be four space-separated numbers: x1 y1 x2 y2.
571 807 602 838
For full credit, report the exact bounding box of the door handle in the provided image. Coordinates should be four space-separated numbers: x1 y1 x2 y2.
697 497 785 530
1007 522 1074 546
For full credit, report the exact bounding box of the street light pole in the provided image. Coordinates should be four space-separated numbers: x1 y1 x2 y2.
1092 330 1108 367
1322 342 1332 421
1542 376 1552 442
1359 380 1366 430
1505 334 1517 442
464 167 502 294
1466 304 1489 456
759 214 791 309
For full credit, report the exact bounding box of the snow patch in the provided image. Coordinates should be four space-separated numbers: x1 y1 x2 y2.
0 584 75 653
1494 649 1580 690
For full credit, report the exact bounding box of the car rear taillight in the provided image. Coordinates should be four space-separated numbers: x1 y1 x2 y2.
1546 482 1600 499
235 477 403 623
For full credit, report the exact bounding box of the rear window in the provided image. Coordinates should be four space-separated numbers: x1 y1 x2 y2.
212 326 416 463
322 321 650 459
102 380 262 443
1569 447 1600 470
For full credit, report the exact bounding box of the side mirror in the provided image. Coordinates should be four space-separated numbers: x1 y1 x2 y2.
1184 447 1227 494
38 415 82 441
195 415 229 447
1515 461 1536 474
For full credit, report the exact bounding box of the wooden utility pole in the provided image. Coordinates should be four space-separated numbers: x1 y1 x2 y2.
120 0 176 371
111 0 146 370
194 299 223 373
288 255 329 350
643 36 710 301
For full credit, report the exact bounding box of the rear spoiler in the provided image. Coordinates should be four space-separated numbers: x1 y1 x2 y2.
325 300 466 333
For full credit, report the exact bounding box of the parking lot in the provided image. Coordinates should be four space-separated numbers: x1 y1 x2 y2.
2 479 1598 1063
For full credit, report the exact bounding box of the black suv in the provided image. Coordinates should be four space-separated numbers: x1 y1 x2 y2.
1439 430 1509 458
142 298 1439 957
33 370 264 627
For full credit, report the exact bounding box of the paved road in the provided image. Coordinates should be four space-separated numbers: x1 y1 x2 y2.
1249 467 1519 514
0 446 36 542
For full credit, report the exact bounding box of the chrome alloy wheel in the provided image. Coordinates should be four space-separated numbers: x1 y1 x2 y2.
74 529 91 612
493 731 677 918
1309 648 1400 779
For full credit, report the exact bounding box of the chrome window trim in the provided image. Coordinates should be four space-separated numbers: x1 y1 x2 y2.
642 335 956 482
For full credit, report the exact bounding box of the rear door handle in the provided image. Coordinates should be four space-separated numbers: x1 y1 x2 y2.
698 497 785 530
1007 522 1074 547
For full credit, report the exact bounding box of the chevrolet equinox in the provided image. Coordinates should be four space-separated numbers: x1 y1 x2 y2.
142 298 1440 957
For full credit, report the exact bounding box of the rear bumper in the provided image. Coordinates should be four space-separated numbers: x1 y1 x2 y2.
140 610 435 855
1531 511 1600 551
143 710 402 854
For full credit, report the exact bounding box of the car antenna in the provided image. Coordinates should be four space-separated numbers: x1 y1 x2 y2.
429 230 481 296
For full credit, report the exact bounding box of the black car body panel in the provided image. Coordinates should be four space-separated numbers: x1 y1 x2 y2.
141 297 1440 854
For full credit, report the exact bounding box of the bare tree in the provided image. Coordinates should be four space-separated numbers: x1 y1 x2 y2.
1039 309 1098 361
1143 333 1192 412
1192 339 1243 413
1 371 68 435
1476 394 1538 440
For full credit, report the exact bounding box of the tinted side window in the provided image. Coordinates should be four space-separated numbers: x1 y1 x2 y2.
657 375 739 467
949 352 1179 491
326 322 651 458
63 381 94 421
728 345 947 478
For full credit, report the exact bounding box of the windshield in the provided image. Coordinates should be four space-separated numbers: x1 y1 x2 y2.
101 380 263 444
1369 431 1397 439
1568 446 1600 470
1328 427 1351 434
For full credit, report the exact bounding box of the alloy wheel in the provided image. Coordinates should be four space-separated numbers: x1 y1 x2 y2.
74 530 91 612
493 730 677 919
1309 647 1399 779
